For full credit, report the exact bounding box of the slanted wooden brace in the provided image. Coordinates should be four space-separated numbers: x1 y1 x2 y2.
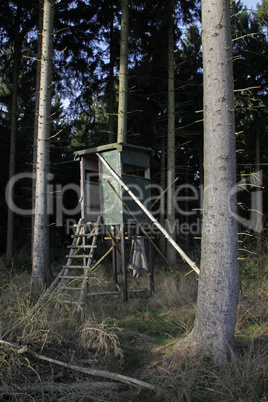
96 150 200 276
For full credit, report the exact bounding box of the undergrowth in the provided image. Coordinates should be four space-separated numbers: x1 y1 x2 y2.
0 254 267 401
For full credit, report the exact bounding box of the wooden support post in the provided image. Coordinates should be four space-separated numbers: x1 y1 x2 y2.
111 226 118 291
82 224 87 283
80 158 86 220
148 237 154 293
120 224 128 302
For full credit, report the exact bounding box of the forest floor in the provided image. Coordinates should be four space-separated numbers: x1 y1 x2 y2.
0 250 267 401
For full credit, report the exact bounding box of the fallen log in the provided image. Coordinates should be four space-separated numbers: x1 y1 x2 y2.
0 340 156 392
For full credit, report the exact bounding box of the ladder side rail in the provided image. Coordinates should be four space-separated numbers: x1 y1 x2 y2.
39 219 84 303
61 219 85 282
77 217 102 313
55 219 85 309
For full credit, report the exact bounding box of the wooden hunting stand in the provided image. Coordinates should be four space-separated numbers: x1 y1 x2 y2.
41 143 199 313
42 143 154 312
74 142 154 303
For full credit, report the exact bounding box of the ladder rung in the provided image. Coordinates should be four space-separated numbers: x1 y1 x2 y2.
62 265 90 269
52 219 98 310
67 245 96 249
71 234 94 238
65 255 91 258
73 222 96 227
104 236 130 240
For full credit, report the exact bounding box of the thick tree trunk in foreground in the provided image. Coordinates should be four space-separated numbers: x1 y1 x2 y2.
166 2 177 265
189 0 240 364
32 0 54 287
32 2 43 252
117 0 129 144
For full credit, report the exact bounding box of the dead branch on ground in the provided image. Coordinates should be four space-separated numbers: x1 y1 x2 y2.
0 339 156 392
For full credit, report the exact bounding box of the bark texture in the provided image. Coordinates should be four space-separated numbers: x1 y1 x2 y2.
255 120 262 251
191 0 240 363
159 137 166 254
32 0 54 287
32 2 43 251
166 3 177 264
117 0 129 144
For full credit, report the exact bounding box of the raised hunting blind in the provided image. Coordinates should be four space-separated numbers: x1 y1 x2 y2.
74 143 154 304
42 143 155 312
42 143 199 312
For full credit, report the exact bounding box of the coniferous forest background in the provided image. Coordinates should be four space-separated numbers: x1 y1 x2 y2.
0 0 267 260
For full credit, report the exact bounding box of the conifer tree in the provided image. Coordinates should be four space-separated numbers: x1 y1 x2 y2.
188 0 240 364
166 1 177 264
117 0 129 143
32 0 54 287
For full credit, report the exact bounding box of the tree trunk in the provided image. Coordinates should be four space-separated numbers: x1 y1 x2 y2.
108 4 116 143
184 168 190 251
190 0 240 364
255 118 262 253
166 2 176 265
6 4 21 260
117 0 129 144
32 0 54 287
159 136 166 254
32 1 43 253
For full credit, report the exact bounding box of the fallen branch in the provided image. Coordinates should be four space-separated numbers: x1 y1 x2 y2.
0 340 156 392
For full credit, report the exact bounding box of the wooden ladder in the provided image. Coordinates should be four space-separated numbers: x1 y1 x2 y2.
53 216 102 313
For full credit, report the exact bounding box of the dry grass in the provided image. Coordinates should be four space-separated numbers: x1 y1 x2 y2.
80 314 123 359
0 256 267 401
147 337 268 401
151 273 198 308
0 274 77 348
0 272 125 401
143 265 268 402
